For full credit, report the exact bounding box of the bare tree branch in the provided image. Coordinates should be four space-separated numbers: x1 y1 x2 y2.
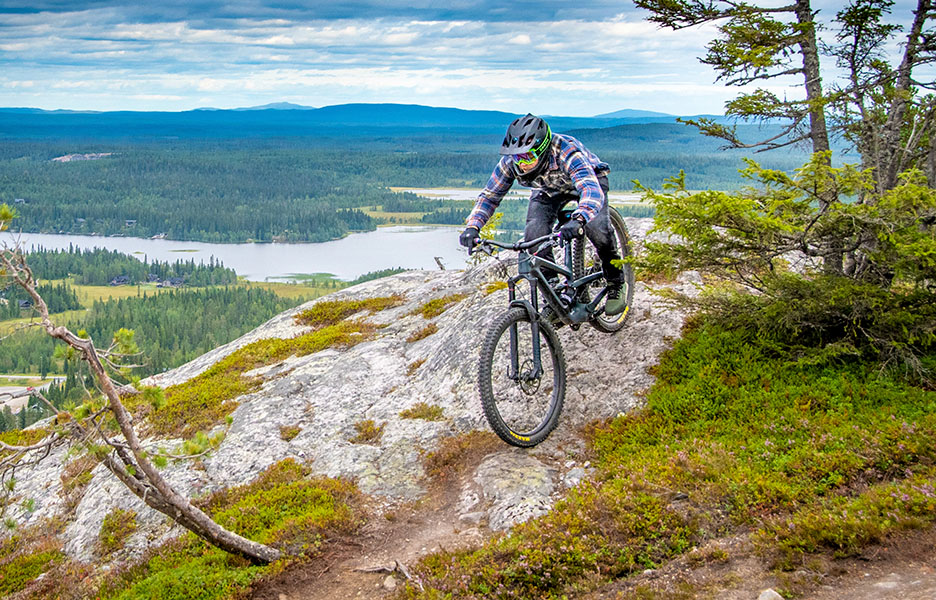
0 238 283 565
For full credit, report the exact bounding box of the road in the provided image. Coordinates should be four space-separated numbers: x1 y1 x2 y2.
0 378 62 413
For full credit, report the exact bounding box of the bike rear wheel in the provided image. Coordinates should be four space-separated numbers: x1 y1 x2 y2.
479 307 566 447
572 207 636 333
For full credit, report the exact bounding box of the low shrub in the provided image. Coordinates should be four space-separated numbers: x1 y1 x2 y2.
350 420 385 445
403 321 936 598
422 431 500 480
0 548 64 596
406 359 426 377
98 508 137 556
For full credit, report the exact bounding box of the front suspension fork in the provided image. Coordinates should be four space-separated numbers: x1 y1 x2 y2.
507 276 544 382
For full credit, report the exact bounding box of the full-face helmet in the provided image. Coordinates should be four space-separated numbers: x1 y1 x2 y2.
500 114 552 179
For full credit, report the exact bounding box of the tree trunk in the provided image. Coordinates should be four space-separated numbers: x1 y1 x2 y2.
794 0 842 274
12 265 282 565
795 0 831 158
880 0 932 192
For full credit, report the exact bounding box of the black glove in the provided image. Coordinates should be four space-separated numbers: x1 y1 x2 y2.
460 227 480 249
558 216 585 240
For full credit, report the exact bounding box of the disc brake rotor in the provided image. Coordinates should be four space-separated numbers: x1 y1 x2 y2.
518 359 542 395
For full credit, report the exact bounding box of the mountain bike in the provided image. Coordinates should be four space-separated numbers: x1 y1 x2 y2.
473 205 635 447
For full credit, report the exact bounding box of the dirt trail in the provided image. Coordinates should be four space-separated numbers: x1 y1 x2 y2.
251 475 936 600
250 443 500 600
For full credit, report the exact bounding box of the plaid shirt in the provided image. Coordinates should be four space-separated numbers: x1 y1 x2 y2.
465 133 610 230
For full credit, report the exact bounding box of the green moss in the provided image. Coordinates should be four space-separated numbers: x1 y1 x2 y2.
350 420 385 445
411 293 467 319
98 459 362 600
98 508 137 556
294 295 404 329
484 281 509 295
399 402 444 421
406 322 438 342
0 548 63 596
0 427 50 451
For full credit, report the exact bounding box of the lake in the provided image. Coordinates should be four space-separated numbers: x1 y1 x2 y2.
5 226 471 282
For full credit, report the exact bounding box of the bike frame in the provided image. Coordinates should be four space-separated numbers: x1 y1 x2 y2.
477 233 610 382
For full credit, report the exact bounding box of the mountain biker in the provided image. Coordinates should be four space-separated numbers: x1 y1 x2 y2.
460 113 627 315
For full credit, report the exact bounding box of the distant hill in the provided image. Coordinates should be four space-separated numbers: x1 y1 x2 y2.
236 102 317 111
0 103 723 142
593 108 674 119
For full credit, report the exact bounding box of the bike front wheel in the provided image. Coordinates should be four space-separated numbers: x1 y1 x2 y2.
478 307 566 447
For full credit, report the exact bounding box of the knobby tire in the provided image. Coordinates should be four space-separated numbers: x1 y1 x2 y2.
479 307 566 447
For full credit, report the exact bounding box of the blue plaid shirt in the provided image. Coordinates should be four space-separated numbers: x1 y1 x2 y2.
466 133 610 230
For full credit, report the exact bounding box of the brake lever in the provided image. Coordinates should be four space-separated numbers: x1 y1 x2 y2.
535 236 561 255
469 242 496 257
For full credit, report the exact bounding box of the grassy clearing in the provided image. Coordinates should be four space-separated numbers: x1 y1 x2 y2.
95 459 363 600
400 321 936 599
361 207 430 224
243 280 337 300
0 376 53 386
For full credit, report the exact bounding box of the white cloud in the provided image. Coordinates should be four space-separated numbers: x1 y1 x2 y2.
0 3 855 114
197 78 229 92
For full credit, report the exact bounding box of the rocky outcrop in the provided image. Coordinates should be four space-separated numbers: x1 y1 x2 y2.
4 218 699 563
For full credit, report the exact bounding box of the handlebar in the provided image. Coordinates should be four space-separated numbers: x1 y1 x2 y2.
469 233 559 256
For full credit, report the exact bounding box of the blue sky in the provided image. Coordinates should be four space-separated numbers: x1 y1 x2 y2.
0 0 923 116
